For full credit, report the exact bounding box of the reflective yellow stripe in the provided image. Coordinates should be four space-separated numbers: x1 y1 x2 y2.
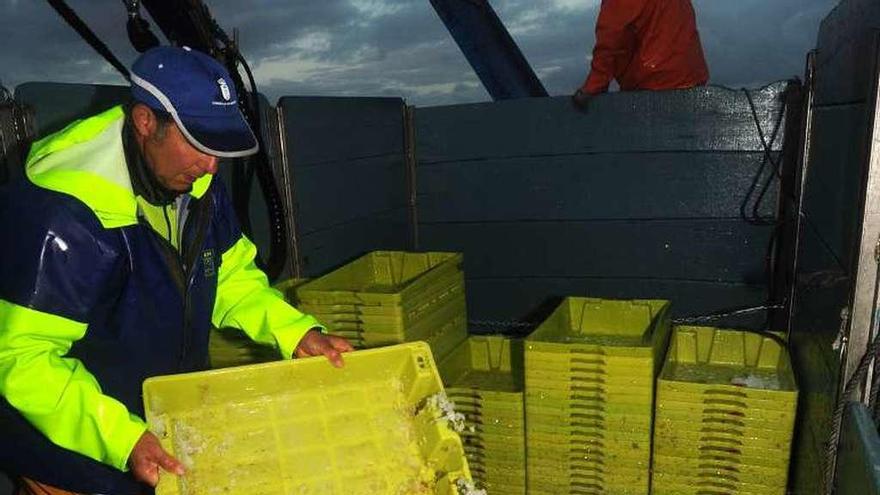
212 236 323 359
0 299 146 470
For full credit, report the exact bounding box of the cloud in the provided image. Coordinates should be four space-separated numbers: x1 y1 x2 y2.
0 1 140 89
0 0 839 106
350 0 406 20
693 0 838 86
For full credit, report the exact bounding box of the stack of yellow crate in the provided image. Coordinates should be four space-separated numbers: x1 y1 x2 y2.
524 297 671 495
295 251 468 362
439 335 526 494
653 326 798 495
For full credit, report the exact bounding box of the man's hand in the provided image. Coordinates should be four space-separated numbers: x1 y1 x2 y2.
128 431 184 487
294 329 355 368
572 88 591 111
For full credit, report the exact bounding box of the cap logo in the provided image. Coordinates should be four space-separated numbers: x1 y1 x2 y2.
218 78 231 101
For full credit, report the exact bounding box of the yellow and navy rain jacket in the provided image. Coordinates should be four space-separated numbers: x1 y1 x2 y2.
0 106 321 494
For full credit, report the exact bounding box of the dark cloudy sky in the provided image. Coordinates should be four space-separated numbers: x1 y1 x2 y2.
1 0 838 107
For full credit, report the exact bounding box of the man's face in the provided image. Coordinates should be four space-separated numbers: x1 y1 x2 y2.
134 106 219 193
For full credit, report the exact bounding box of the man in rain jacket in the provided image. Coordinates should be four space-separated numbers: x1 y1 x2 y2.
573 0 709 107
0 46 353 495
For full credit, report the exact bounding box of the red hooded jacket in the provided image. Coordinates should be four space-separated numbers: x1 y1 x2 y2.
581 0 709 94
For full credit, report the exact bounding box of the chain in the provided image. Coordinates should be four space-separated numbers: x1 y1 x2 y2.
469 319 536 330
469 305 784 331
671 304 784 325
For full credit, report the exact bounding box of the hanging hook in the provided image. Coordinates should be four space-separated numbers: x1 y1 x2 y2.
123 0 160 52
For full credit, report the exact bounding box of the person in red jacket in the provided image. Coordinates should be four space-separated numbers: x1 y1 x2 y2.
573 0 709 107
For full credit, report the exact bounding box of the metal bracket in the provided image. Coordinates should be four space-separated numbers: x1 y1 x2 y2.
274 105 302 278
874 234 880 262
0 95 34 185
835 307 851 353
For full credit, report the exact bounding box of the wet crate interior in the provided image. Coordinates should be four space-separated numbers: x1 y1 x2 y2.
144 342 472 495
653 326 798 495
439 335 526 495
524 297 672 495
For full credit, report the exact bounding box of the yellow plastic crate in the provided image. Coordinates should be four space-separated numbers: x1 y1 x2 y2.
527 445 646 464
447 393 524 413
439 335 524 396
524 391 655 410
525 363 655 385
452 406 522 430
295 251 463 307
325 311 468 365
527 426 653 445
526 411 652 433
463 445 525 463
653 427 794 460
653 472 784 495
298 270 464 328
143 342 472 495
425 319 470 365
308 293 466 341
461 439 525 459
437 336 526 495
653 453 789 482
528 469 648 495
525 298 671 363
652 326 798 495
655 403 795 429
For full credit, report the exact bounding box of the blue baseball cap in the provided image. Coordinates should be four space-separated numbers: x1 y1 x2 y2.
130 46 258 158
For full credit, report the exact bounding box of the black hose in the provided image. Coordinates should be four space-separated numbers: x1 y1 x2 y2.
46 0 131 80
232 51 260 239
236 51 287 280
0 84 11 185
672 304 789 349
231 156 254 238
740 87 787 226
737 83 801 334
